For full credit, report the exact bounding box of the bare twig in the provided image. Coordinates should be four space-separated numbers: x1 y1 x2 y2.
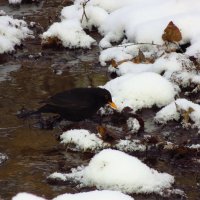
81 0 90 23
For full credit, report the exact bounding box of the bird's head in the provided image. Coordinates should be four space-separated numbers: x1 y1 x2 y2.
96 88 117 110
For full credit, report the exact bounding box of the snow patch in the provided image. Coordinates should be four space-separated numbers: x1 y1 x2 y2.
155 98 200 129
60 129 145 152
60 129 110 152
104 72 177 111
0 15 32 54
49 149 174 194
42 19 96 49
12 193 46 200
54 190 134 200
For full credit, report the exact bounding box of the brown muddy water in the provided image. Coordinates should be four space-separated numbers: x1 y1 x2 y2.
0 0 199 200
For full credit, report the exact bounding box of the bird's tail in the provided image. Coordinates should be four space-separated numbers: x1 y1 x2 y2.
16 104 57 119
16 108 40 119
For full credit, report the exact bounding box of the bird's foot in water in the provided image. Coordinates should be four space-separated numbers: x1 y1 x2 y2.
33 115 62 130
16 107 39 119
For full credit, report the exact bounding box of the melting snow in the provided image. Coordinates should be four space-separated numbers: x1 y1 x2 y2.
49 149 174 194
60 129 145 152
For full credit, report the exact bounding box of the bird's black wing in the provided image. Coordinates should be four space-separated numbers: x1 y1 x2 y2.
45 90 94 110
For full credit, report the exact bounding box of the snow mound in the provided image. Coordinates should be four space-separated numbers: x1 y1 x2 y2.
155 98 200 129
0 15 32 54
54 190 134 200
104 72 177 111
42 19 96 49
60 129 110 152
49 149 174 194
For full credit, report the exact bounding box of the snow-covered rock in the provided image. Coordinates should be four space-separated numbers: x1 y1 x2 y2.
49 149 174 194
0 15 32 54
42 19 96 49
155 98 200 129
60 129 110 152
104 72 177 111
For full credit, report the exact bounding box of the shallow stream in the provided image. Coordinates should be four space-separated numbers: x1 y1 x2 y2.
0 1 199 199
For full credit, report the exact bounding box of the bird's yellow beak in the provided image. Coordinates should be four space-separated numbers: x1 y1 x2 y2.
108 101 117 110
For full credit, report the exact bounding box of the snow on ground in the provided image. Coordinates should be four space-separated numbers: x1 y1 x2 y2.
103 72 177 111
0 10 6 15
155 98 200 129
49 149 174 194
114 140 146 152
74 0 144 13
12 192 46 200
42 19 96 49
13 190 134 200
60 129 146 152
60 129 110 152
100 47 193 74
188 144 200 149
43 0 200 55
61 5 108 31
0 15 32 54
54 190 134 200
8 0 22 5
100 46 200 88
99 0 200 52
99 43 164 66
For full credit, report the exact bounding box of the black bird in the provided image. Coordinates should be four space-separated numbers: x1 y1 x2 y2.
34 87 117 121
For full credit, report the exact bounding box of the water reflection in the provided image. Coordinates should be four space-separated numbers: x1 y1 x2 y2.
0 64 21 82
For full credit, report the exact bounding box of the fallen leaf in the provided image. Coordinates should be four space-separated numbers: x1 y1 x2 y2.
111 59 118 68
133 49 146 63
182 107 194 124
110 58 131 68
97 125 125 142
97 125 107 140
175 103 195 125
41 36 62 48
162 21 182 42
